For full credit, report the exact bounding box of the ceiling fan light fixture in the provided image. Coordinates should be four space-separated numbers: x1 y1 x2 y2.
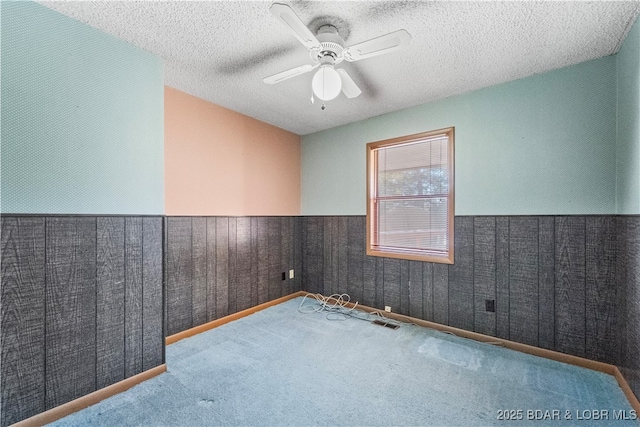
312 64 341 101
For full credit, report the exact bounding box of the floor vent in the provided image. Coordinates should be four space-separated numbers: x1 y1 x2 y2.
372 319 400 330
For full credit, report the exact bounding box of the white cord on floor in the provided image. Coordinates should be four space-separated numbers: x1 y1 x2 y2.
298 293 358 320
299 293 507 347
299 293 403 326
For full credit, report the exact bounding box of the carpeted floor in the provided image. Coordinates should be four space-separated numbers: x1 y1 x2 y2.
50 297 638 426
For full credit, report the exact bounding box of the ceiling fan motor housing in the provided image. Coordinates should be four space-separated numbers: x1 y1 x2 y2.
310 24 345 65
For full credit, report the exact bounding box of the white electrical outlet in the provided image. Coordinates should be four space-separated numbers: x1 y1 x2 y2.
384 306 392 313
289 269 294 279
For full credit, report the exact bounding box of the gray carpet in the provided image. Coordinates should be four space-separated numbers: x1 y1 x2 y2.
50 297 638 426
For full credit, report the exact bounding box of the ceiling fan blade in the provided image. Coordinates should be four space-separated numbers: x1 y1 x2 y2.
343 29 411 62
337 69 362 98
263 63 317 84
269 3 320 50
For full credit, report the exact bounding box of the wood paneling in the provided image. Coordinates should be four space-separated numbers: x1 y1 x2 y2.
2 215 164 427
302 217 323 295
125 217 143 378
293 217 303 294
408 261 423 319
191 217 207 326
300 215 626 370
227 217 238 314
166 217 192 336
267 217 282 300
422 262 434 322
555 216 586 357
206 218 217 320
627 218 640 372
432 263 449 325
347 216 364 303
495 217 510 340
257 217 269 304
236 217 252 311
298 213 639 403
585 216 618 364
509 217 539 347
281 217 293 297
7 213 632 425
374 255 384 310
337 217 348 295
473 217 496 336
383 258 401 311
96 217 125 389
45 217 97 409
448 216 474 331
250 217 259 307
362 244 377 308
142 217 164 371
618 216 640 399
215 217 229 318
163 216 303 338
400 260 410 316
323 217 335 296
538 217 555 350
1 217 46 427
163 218 169 346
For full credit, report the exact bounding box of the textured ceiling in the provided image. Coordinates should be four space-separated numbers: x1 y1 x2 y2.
40 1 640 135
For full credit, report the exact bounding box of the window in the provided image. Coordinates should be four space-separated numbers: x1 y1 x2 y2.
366 128 454 264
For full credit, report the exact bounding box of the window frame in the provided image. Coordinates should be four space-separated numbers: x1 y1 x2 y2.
366 127 455 264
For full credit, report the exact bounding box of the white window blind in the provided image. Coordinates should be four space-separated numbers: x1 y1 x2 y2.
367 129 454 263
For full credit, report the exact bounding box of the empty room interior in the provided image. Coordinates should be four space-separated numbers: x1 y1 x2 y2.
2 1 640 426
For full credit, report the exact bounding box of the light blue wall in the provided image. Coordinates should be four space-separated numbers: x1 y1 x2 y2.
617 17 640 214
302 57 618 216
1 2 164 214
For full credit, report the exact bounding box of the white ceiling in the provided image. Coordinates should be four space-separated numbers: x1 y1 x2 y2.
40 1 640 136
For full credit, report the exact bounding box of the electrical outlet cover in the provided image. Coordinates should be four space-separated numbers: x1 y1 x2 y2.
485 299 496 312
384 306 392 312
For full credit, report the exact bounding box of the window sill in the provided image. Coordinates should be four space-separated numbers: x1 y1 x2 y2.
366 247 454 264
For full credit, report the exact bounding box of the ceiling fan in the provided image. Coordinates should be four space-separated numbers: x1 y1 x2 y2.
263 3 412 107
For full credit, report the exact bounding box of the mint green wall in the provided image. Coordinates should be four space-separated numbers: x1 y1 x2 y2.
617 17 640 214
302 57 618 216
1 2 164 214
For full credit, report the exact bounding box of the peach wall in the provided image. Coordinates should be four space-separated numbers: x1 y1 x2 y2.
165 86 301 215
